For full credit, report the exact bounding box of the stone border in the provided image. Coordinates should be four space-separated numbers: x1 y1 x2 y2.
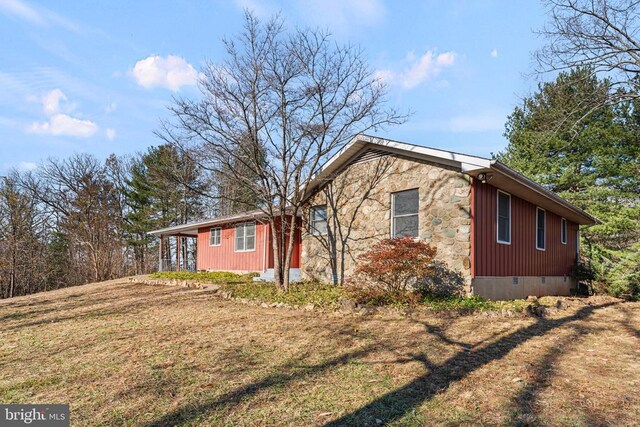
129 277 605 319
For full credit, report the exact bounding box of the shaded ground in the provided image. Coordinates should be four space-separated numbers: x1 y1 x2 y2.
0 279 638 426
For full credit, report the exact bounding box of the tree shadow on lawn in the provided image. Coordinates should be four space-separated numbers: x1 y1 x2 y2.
138 302 615 427
139 344 377 427
1 285 188 333
508 323 597 426
619 305 640 339
324 302 617 427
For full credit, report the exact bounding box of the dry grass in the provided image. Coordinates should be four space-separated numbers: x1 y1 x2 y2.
0 279 638 426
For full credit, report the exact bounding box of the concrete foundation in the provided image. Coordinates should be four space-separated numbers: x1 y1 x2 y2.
472 276 575 300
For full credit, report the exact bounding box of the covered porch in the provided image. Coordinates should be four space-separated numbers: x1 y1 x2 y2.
156 232 197 272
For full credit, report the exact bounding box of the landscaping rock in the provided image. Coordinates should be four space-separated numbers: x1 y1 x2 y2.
526 304 555 317
304 303 315 311
340 299 357 312
526 295 538 302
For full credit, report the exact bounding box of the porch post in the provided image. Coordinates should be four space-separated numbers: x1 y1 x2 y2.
176 235 181 272
158 234 163 272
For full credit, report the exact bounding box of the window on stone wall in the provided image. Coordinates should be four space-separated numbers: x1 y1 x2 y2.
310 205 327 235
392 189 419 238
497 190 511 244
235 222 256 252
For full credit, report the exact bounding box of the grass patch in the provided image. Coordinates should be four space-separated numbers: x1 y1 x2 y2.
221 280 348 309
0 279 637 426
149 271 255 284
420 294 527 313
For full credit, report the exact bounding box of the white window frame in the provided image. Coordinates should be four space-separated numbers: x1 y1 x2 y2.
391 188 419 238
310 205 327 236
496 190 512 245
560 218 567 245
536 207 546 251
234 221 256 252
209 227 221 247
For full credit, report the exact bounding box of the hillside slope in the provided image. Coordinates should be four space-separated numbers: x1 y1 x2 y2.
1 279 639 426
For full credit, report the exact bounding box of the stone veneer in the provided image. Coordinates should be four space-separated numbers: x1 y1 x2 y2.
301 152 472 288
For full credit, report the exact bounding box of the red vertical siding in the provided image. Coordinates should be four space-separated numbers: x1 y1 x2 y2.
266 216 301 269
473 180 578 277
197 221 267 272
197 216 301 272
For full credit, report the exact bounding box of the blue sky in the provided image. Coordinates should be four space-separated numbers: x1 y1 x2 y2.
0 0 549 174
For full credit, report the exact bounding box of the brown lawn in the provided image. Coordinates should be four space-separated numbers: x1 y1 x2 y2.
0 279 638 426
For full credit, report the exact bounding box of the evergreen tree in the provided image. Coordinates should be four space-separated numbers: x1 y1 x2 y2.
500 68 640 299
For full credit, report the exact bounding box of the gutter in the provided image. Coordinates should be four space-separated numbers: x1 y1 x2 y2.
490 161 599 225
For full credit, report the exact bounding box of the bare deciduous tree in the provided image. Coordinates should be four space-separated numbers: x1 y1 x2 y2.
305 156 396 285
537 0 640 107
158 11 406 290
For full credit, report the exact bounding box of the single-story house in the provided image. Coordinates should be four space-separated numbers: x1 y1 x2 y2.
149 135 597 300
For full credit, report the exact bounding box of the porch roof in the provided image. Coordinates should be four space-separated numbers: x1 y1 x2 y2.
149 207 300 236
149 209 269 237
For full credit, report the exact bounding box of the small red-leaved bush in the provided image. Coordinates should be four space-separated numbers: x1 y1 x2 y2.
349 237 437 294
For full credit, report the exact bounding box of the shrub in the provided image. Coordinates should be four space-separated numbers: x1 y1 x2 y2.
417 260 466 297
350 237 437 293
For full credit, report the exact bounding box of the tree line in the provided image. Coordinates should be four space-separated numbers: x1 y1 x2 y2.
0 146 225 298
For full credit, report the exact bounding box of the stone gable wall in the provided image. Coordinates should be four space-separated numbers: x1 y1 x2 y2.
301 153 472 288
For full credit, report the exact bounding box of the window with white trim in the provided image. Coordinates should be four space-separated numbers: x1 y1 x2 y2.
209 227 221 246
234 221 256 252
392 189 419 238
310 205 327 235
561 218 567 244
536 207 546 250
497 191 511 244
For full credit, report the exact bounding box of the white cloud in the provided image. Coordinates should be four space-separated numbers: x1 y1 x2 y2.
295 0 385 33
0 0 43 24
29 114 98 137
42 88 66 115
491 48 498 58
0 0 80 31
132 55 199 91
105 101 117 113
17 161 37 171
233 0 273 18
105 128 116 140
27 89 98 138
376 50 456 90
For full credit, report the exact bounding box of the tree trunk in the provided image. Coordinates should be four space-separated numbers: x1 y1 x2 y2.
270 219 283 289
